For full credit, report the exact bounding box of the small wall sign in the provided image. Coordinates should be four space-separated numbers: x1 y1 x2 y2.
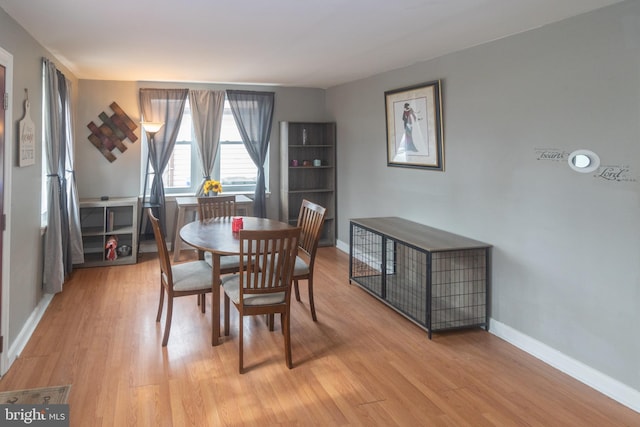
18 98 35 167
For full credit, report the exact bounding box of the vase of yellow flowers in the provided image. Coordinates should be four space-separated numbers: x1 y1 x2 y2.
203 179 223 196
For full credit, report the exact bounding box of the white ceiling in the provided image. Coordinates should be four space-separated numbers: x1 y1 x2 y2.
0 0 624 89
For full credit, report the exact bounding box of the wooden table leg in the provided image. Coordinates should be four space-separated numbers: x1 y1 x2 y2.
173 205 186 262
211 252 221 346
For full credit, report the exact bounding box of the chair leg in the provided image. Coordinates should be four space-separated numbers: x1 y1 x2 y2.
239 313 244 374
224 294 230 336
280 313 285 334
162 297 174 346
200 293 206 314
268 314 275 331
156 285 165 322
293 279 301 302
308 276 317 322
283 310 293 369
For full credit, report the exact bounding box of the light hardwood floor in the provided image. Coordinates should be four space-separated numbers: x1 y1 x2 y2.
0 247 637 426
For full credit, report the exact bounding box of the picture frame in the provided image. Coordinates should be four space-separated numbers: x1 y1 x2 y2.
385 80 444 170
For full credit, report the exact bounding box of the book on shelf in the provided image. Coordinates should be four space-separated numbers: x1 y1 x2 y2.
107 210 114 232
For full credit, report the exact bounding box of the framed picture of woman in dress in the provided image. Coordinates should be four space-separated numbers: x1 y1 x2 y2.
385 80 444 170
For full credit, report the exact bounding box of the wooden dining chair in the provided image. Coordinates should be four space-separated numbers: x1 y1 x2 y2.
196 196 244 272
195 196 245 310
148 208 213 346
197 195 236 222
292 199 327 321
222 227 301 373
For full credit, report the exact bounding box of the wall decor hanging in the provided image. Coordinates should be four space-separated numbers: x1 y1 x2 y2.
18 89 35 167
87 102 138 162
385 80 444 170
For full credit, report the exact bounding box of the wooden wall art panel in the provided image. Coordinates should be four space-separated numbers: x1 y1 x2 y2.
87 102 138 162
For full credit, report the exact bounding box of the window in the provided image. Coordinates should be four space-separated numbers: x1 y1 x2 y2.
217 101 259 192
162 106 196 190
158 99 261 194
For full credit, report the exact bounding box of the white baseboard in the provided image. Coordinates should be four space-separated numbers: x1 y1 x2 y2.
3 293 54 375
339 238 638 413
490 319 640 414
336 239 348 253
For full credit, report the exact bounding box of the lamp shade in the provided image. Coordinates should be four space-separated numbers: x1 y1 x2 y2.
141 121 164 134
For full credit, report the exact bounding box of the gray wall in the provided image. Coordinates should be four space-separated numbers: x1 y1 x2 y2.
327 1 640 392
0 7 78 351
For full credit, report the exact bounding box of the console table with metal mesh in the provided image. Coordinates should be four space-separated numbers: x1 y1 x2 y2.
349 217 491 339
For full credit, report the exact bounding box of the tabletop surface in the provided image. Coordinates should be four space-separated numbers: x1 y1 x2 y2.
180 217 294 254
351 216 491 251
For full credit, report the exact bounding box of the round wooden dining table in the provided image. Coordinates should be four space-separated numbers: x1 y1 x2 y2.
179 216 296 346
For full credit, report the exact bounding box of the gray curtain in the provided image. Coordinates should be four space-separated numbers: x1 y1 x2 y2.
188 90 225 196
139 88 188 236
226 90 275 218
43 58 83 293
62 74 84 265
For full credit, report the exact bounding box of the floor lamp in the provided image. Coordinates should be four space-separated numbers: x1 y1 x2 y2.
138 121 164 256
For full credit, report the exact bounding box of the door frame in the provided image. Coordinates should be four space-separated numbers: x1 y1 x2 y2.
0 46 13 376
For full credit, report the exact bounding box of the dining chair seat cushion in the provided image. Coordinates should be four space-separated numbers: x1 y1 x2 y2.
222 275 286 306
204 252 245 270
293 256 310 276
168 261 212 292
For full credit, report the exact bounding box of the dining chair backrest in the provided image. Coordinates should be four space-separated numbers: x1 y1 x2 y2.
148 208 173 285
239 228 301 302
296 199 327 266
197 195 243 273
197 195 237 221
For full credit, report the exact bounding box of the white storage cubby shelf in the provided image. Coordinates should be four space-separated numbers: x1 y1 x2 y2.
77 197 138 267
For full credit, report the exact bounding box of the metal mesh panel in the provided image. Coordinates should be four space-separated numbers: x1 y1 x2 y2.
431 250 487 330
350 226 384 296
386 241 428 324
